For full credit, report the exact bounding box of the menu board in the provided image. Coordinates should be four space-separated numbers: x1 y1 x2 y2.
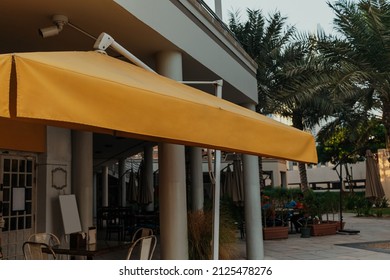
59 194 82 234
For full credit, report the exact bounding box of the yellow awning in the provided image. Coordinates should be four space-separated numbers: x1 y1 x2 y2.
0 51 317 163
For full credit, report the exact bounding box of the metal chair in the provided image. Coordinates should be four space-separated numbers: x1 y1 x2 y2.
131 227 153 243
126 235 157 260
22 241 57 260
28 232 61 247
28 233 60 259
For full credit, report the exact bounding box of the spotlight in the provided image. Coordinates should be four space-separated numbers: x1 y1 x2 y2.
39 15 68 38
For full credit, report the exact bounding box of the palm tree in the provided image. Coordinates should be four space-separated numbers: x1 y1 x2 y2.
269 40 336 192
313 0 390 148
228 9 297 188
229 9 296 115
229 9 337 191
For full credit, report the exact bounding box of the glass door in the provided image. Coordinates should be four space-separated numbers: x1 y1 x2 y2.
0 155 35 259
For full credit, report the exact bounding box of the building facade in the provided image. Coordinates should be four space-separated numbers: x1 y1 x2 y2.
0 0 316 260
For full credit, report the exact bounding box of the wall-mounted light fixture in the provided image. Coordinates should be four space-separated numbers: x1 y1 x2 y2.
38 15 68 38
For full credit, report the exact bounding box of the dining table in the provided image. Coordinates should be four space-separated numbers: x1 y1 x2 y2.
44 240 132 260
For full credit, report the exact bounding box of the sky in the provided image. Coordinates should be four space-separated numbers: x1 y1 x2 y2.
203 0 340 35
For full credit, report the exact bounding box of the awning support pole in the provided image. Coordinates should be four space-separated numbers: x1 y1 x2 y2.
182 80 223 260
212 80 223 260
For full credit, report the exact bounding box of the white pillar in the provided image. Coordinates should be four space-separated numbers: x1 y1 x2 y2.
72 130 93 232
242 103 264 259
119 158 127 207
144 145 154 212
102 165 109 207
156 51 189 260
190 147 204 211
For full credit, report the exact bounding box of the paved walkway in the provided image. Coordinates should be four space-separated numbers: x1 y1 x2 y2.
259 213 390 260
96 213 390 260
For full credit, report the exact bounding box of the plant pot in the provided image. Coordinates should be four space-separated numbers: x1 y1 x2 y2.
311 222 338 236
300 227 311 238
263 226 289 240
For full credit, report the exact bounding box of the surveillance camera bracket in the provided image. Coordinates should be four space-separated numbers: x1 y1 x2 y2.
52 15 68 30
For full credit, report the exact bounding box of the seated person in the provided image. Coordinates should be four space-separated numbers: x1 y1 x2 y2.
289 198 306 233
285 200 297 209
290 212 304 233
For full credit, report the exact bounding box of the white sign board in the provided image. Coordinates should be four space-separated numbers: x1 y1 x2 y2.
59 195 82 234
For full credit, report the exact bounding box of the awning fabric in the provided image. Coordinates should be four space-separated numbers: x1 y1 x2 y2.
0 118 46 152
0 51 317 163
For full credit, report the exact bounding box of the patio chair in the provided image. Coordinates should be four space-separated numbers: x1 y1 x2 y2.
28 233 60 259
22 241 57 260
131 227 153 243
125 235 157 260
28 232 61 246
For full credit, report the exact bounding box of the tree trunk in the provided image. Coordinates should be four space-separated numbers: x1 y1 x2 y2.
292 111 309 192
298 162 309 192
382 99 390 148
258 156 265 188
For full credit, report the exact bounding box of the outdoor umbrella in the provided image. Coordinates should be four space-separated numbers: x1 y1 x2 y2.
126 167 138 203
365 149 385 199
221 160 244 203
231 159 244 204
221 164 233 198
137 160 153 205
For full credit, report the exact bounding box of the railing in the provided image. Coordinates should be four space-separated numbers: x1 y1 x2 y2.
288 179 366 191
195 0 243 47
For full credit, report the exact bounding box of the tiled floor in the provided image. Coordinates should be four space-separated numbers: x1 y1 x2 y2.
95 212 390 260
262 213 390 260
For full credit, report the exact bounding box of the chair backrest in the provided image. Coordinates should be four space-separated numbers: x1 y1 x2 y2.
22 241 57 260
28 233 60 259
28 233 61 247
126 235 157 260
131 227 153 243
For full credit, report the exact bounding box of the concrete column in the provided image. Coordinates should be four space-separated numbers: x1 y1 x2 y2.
190 147 204 212
144 145 155 212
72 130 93 232
242 103 264 260
102 165 109 207
156 51 188 260
119 158 127 207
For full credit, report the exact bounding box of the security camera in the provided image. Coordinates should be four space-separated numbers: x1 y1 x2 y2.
39 15 68 38
39 25 61 38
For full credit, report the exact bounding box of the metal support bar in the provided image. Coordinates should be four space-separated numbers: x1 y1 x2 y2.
182 79 223 260
94 32 156 73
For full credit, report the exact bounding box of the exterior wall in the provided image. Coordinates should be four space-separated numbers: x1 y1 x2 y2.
287 161 366 189
36 126 72 241
263 159 287 187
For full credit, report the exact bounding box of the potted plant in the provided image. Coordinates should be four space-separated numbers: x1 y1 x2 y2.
299 216 311 238
303 191 338 236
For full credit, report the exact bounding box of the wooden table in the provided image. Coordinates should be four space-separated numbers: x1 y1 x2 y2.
45 240 131 260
